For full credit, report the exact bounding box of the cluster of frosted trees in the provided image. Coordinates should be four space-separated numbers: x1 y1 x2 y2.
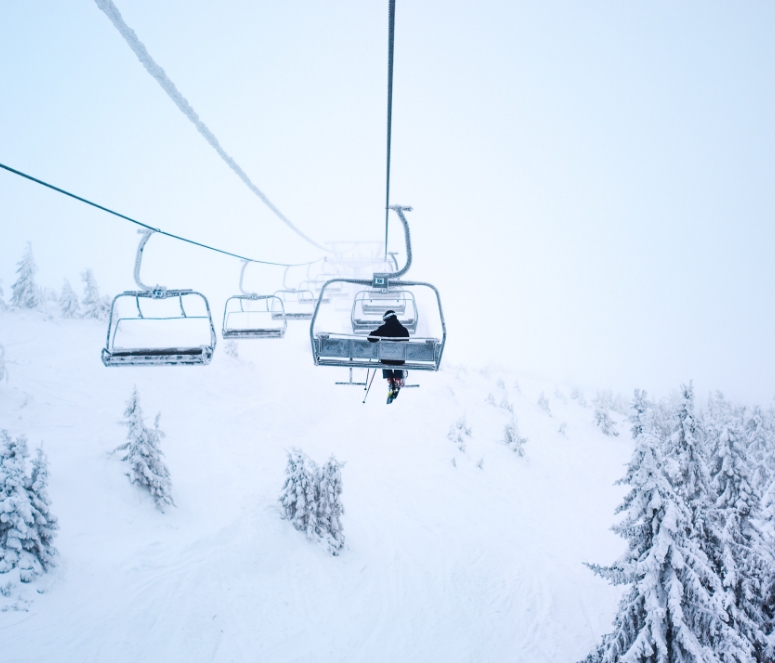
0 432 58 583
4 242 110 321
113 388 174 511
279 449 345 555
583 384 775 663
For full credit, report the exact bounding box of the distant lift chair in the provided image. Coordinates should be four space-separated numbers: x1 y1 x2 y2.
222 261 287 339
273 265 318 320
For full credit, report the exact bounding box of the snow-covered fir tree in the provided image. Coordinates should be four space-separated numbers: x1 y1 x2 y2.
113 388 174 511
58 279 81 318
705 397 773 661
0 432 58 582
537 392 551 415
10 243 40 310
594 406 619 437
279 449 318 539
223 340 240 359
0 344 6 383
279 450 346 554
663 383 709 525
0 280 7 310
743 405 773 493
448 416 472 452
316 457 345 554
24 447 58 578
571 387 588 408
581 400 751 663
503 414 527 456
629 389 651 439
80 269 110 322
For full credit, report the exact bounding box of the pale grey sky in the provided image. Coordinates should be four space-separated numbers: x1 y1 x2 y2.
1 1 774 402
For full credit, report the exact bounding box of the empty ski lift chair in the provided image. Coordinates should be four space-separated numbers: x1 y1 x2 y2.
311 260 346 298
273 266 317 320
351 288 418 334
102 230 217 366
310 206 446 373
222 261 287 339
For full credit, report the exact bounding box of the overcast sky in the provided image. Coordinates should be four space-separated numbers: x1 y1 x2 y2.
2 1 774 403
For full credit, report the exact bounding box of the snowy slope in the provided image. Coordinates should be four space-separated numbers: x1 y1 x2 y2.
0 309 631 662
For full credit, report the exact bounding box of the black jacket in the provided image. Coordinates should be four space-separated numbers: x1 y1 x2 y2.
368 316 410 365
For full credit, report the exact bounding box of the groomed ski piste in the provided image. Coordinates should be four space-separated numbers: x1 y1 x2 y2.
0 306 632 662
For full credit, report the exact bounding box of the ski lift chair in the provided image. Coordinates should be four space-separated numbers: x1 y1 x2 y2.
310 206 446 373
273 265 321 319
350 288 418 334
222 261 287 339
102 230 217 366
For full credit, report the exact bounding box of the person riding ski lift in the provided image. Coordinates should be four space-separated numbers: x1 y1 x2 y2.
368 309 409 404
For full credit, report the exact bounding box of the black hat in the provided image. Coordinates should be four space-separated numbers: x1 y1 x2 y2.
382 309 397 321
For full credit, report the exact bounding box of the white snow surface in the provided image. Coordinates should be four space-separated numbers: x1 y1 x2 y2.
0 310 630 662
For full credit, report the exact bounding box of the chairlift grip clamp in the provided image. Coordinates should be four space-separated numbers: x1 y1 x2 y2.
372 274 390 289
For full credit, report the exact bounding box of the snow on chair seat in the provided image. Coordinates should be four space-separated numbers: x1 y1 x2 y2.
102 345 213 366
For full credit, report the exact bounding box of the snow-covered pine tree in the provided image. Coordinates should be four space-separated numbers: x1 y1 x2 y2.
279 449 318 539
743 406 774 495
571 387 588 408
223 340 240 359
10 243 40 309
0 344 6 383
663 383 710 525
316 457 345 554
23 447 58 578
705 398 772 662
503 414 527 456
58 279 81 319
0 432 58 581
448 416 472 452
114 388 174 511
629 389 651 439
80 269 110 322
581 403 751 663
594 406 619 437
0 280 7 310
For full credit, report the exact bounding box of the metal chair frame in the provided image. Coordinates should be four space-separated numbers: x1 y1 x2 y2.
222 261 287 339
102 230 217 367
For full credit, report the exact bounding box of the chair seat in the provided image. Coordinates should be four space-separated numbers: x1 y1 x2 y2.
102 347 213 366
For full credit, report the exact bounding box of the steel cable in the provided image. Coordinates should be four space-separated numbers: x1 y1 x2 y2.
0 162 322 268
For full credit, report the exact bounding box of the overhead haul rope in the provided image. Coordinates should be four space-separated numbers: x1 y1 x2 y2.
384 0 397 261
93 0 331 253
0 162 322 268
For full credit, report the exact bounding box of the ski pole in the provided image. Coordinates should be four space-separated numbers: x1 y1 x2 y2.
363 369 370 391
362 369 377 404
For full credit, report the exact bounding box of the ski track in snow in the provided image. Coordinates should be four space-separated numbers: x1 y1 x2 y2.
0 310 629 662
